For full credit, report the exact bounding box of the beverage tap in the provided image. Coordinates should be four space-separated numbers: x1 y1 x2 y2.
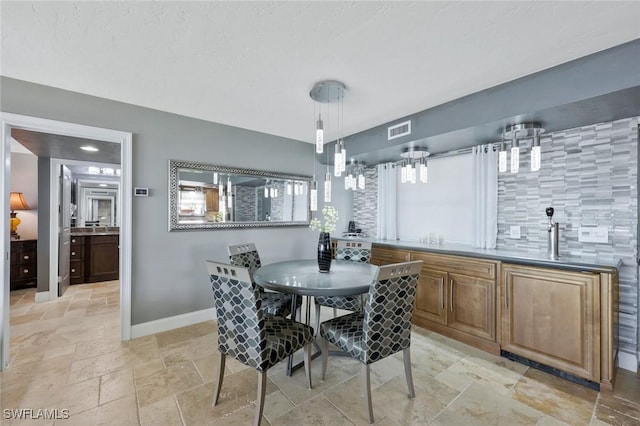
546 207 559 260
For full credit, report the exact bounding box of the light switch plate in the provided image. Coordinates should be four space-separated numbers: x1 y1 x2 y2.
579 225 608 243
509 225 521 239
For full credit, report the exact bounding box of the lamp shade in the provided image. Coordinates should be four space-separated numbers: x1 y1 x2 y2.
10 192 31 211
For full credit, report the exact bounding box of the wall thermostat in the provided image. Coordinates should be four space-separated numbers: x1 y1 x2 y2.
134 187 149 197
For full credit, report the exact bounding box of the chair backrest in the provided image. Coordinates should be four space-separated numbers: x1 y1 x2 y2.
362 260 422 363
335 240 372 263
228 243 262 275
206 260 267 370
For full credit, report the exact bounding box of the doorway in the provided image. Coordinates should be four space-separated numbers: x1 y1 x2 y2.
0 112 133 370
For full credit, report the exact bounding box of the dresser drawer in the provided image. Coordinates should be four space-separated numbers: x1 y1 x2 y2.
16 263 36 280
70 245 85 259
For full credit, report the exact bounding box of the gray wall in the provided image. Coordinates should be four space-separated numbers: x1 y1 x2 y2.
36 157 50 293
2 77 318 325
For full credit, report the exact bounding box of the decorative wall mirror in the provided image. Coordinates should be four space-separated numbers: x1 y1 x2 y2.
169 160 312 230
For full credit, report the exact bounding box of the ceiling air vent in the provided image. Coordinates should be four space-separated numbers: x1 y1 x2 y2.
388 120 411 140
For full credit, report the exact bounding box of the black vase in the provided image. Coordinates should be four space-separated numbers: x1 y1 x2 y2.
317 232 332 273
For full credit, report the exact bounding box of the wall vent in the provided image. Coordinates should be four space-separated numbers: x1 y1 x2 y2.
388 120 411 140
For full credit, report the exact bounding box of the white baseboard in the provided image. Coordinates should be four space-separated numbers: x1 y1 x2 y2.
130 308 216 339
34 291 50 304
618 351 638 373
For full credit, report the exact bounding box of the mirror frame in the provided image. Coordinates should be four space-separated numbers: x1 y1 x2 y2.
169 159 312 231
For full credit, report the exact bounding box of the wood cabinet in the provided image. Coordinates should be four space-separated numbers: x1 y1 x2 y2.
371 246 410 266
85 235 119 282
69 234 119 284
10 239 37 290
342 241 619 391
411 251 498 354
501 264 603 384
204 188 219 212
70 236 85 284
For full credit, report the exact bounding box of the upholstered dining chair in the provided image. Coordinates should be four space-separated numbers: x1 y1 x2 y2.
319 260 423 424
314 240 372 335
206 260 314 426
228 243 300 318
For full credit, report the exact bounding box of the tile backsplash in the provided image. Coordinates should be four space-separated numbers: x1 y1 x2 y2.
497 116 638 356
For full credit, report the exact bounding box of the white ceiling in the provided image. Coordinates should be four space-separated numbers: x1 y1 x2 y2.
2 2 639 144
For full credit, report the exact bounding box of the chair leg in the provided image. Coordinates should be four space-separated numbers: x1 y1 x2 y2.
314 302 321 337
254 371 267 426
304 342 313 389
403 348 415 398
321 337 328 380
362 363 374 424
212 353 226 406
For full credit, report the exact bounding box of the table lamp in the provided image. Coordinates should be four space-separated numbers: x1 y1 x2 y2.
10 192 31 239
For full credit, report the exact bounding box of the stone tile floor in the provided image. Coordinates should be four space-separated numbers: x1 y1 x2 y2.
2 281 639 425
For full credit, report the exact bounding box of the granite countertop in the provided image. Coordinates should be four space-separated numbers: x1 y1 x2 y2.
335 237 622 273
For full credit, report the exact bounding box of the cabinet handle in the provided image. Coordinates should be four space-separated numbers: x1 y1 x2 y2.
440 279 445 311
23 255 29 260
72 239 76 243
71 252 76 256
449 279 453 311
23 269 29 274
71 268 76 273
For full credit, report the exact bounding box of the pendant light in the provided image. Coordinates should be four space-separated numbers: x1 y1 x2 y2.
310 181 318 211
531 134 541 171
419 158 428 183
310 80 347 200
334 143 343 176
357 165 365 190
400 147 430 184
315 114 324 153
503 123 545 174
498 140 507 173
510 138 520 173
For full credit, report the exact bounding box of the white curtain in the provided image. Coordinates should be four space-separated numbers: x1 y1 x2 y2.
472 144 498 248
376 163 397 240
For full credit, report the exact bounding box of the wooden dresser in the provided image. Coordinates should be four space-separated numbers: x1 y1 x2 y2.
10 239 37 290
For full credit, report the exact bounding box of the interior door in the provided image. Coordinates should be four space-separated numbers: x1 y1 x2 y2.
58 165 72 296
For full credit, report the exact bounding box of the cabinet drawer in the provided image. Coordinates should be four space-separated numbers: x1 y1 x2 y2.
89 235 119 245
70 245 85 259
18 251 36 264
71 236 85 246
371 246 410 265
17 263 36 280
410 251 496 280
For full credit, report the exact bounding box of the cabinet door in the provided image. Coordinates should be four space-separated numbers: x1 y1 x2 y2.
448 273 495 340
414 268 448 325
86 235 119 282
204 188 219 212
501 264 599 382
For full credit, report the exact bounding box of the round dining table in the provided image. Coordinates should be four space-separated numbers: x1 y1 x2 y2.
253 259 379 376
253 259 378 297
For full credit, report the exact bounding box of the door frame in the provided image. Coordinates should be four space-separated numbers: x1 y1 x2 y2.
1 112 133 370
